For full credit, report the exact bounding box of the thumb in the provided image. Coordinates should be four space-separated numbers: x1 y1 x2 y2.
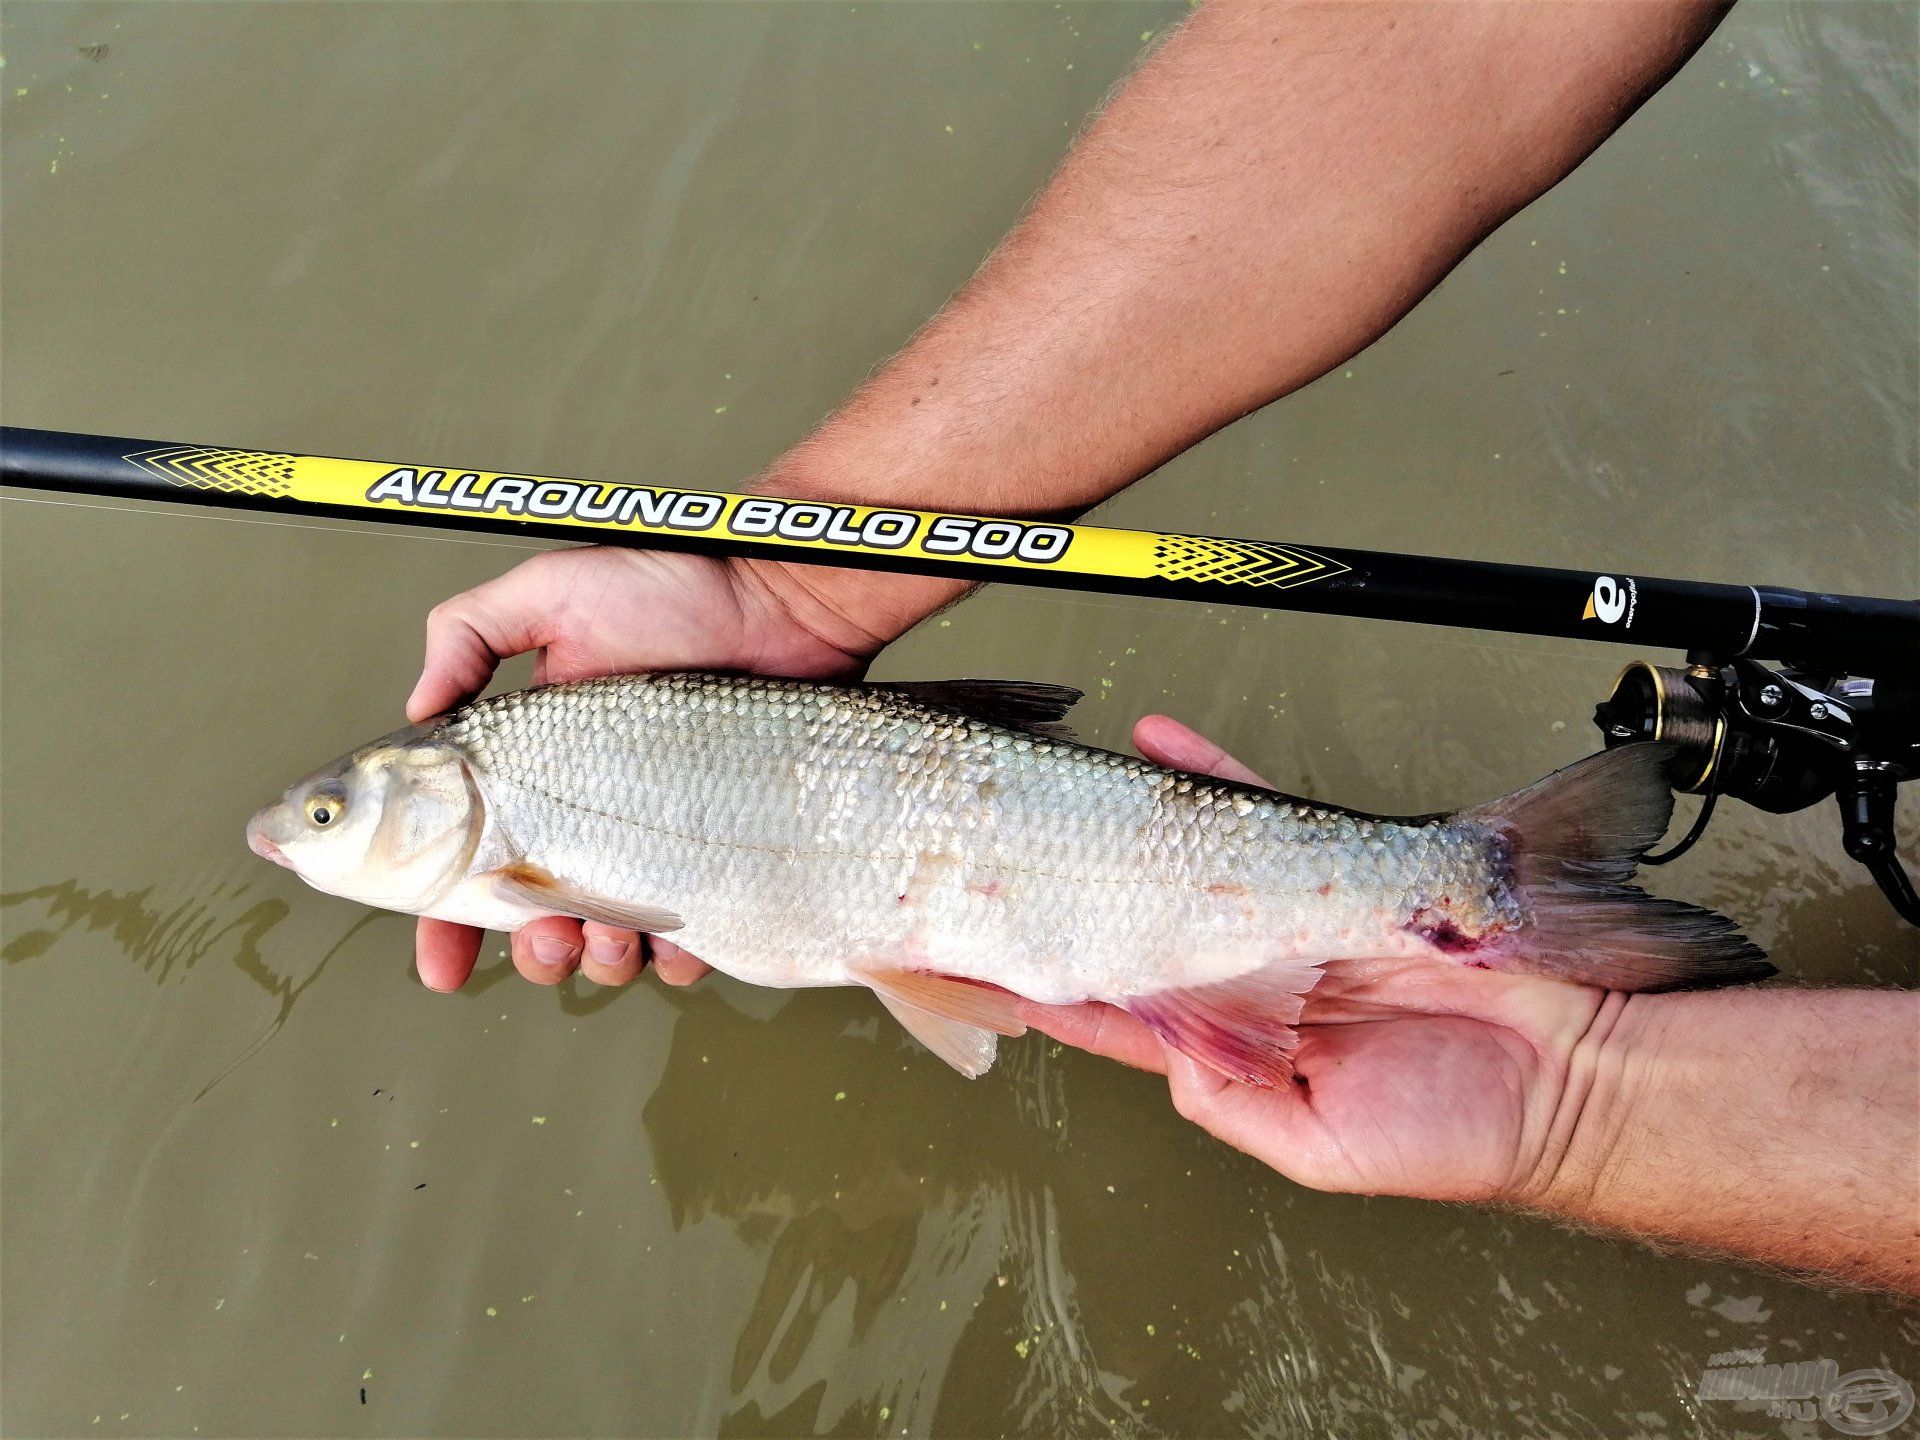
1164 1049 1234 1117
406 559 566 722
1133 715 1272 787
1164 1049 1309 1167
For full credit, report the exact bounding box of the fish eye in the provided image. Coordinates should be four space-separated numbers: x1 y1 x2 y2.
306 795 344 827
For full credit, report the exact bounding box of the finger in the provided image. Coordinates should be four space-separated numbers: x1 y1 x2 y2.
1164 1050 1310 1162
1133 714 1271 787
407 557 569 722
647 938 713 987
578 922 642 987
1017 1001 1168 1074
1164 1049 1234 1116
511 916 583 984
416 918 484 992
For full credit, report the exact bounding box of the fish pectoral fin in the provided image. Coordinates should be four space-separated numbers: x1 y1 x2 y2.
488 863 684 934
1125 958 1325 1089
874 992 1000 1079
856 966 1028 1037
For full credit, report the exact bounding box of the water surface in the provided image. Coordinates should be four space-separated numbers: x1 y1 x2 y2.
3 3 1916 1436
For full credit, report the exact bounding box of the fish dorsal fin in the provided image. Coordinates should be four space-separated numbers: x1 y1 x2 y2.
873 992 1000 1078
490 862 684 934
877 680 1082 738
1125 958 1324 1088
856 966 1029 1037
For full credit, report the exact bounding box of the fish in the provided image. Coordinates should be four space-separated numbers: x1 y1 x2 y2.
246 672 1770 1083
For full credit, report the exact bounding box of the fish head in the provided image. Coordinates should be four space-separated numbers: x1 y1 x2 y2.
247 723 482 913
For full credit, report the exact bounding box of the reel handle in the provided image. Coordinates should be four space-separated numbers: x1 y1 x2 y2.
1837 762 1920 925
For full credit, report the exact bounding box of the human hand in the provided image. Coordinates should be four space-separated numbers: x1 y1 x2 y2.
1022 716 1616 1205
406 546 889 993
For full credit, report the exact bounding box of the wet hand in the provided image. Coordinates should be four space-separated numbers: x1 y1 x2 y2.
407 546 880 993
1022 715 1612 1206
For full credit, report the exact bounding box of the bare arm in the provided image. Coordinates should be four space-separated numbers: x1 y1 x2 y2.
1528 989 1920 1292
745 0 1734 654
416 0 1736 712
412 0 1733 988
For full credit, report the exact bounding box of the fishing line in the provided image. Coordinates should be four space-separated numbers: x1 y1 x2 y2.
1642 772 1722 867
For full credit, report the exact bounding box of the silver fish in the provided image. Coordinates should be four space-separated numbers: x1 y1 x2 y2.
247 673 1768 1081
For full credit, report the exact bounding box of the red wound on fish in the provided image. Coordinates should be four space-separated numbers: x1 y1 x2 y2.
1125 958 1323 1088
1407 906 1483 956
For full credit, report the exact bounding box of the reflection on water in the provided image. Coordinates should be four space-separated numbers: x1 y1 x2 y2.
648 990 1144 1436
0 876 397 1101
2 878 288 987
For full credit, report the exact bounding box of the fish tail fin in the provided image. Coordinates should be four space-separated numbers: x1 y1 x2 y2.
1465 745 1772 991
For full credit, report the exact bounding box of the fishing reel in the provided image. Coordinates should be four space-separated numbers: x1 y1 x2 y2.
1594 656 1920 924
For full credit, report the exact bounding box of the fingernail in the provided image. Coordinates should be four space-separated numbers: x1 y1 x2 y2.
531 934 576 967
587 934 633 968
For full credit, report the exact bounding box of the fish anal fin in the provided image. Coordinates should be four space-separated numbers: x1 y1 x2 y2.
857 967 1028 1038
878 680 1081 738
875 992 999 1078
1126 958 1324 1088
490 862 684 934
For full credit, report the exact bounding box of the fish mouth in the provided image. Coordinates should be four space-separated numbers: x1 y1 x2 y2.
246 813 292 869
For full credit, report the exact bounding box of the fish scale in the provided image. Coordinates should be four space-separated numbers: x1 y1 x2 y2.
437 674 1508 1000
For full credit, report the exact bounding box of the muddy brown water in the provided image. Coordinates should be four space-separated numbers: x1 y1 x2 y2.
3 3 1916 1437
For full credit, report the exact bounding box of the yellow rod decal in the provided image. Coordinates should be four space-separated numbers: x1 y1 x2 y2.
120 441 1352 592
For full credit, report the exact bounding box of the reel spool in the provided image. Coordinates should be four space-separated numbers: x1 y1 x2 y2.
1599 661 1725 793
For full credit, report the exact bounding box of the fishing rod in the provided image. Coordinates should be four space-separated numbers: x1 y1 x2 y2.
5 425 1917 922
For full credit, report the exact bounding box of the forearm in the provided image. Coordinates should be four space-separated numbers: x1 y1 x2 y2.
1530 990 1920 1292
745 0 1731 652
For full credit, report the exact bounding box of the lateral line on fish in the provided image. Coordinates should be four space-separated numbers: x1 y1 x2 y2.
478 768 1397 890
475 740 1369 842
484 769 1379 894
